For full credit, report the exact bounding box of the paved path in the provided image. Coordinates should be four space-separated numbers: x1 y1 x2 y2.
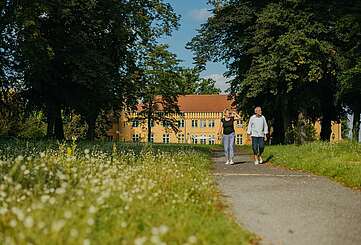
212 148 361 245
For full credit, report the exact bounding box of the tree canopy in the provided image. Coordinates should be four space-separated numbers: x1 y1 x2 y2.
188 0 361 143
2 0 179 140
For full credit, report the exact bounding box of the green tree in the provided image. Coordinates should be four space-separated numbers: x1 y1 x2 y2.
137 44 184 143
11 0 179 140
188 0 358 144
335 3 361 141
339 60 361 141
179 68 221 94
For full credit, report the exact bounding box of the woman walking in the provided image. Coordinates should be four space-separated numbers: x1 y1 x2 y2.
218 108 241 165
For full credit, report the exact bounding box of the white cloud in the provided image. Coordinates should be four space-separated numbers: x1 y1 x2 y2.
202 74 232 93
189 8 212 22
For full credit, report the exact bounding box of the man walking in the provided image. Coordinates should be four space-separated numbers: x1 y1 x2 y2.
247 107 268 165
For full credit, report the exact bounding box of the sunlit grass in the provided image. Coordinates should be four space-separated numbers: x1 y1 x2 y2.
264 141 361 189
0 140 255 245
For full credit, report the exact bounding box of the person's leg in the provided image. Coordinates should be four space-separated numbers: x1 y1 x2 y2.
251 137 259 164
229 132 235 163
259 137 265 163
223 134 230 163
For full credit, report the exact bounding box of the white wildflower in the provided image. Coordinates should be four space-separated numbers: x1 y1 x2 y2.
51 219 66 232
9 219 17 227
70 228 79 238
64 211 72 219
24 216 34 228
87 218 95 226
188 236 197 244
83 239 90 245
134 237 147 245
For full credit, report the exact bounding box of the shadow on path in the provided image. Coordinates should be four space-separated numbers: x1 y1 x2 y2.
213 147 361 245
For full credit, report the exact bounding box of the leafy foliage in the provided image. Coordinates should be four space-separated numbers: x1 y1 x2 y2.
189 0 361 144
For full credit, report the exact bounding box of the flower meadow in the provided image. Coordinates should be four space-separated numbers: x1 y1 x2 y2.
0 140 254 245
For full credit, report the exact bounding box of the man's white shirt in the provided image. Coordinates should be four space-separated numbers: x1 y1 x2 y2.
247 115 268 137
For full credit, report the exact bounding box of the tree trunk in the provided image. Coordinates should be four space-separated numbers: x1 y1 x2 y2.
271 116 284 145
46 102 64 140
147 100 153 143
352 110 360 142
86 115 97 141
46 105 55 138
271 97 290 145
54 105 64 140
320 116 332 141
147 114 152 143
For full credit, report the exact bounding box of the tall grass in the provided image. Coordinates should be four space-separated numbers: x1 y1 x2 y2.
0 140 255 245
265 141 361 189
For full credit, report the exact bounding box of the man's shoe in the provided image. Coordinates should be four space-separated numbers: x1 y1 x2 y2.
225 160 230 165
254 159 259 165
230 160 234 165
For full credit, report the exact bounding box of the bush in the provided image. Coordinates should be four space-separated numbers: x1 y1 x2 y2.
17 112 47 139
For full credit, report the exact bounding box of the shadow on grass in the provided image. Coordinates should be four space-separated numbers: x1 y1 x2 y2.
263 155 274 163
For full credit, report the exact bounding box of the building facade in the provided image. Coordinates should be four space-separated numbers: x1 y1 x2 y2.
108 95 248 145
107 95 342 144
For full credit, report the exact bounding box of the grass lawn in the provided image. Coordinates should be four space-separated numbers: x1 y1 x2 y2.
0 140 256 245
264 141 361 189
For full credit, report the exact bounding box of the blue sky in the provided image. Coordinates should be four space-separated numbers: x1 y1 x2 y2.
159 0 229 92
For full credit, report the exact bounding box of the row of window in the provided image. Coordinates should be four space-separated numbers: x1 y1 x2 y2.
131 119 243 128
132 134 243 145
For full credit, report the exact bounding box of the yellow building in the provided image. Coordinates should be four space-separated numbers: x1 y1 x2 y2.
108 95 248 145
107 95 341 144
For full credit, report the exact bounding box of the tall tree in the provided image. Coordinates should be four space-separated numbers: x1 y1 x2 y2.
137 44 184 143
188 0 352 144
179 68 221 94
12 0 179 140
335 2 361 141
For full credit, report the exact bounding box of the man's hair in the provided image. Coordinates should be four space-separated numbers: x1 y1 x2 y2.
255 106 262 112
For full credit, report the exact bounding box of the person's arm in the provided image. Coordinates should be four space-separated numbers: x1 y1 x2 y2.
232 110 241 120
217 119 223 140
247 116 253 140
263 116 269 140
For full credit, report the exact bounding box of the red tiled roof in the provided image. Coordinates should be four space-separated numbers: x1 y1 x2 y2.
136 95 236 113
178 95 235 112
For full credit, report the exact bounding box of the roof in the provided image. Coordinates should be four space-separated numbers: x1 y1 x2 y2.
136 95 236 113
178 95 236 112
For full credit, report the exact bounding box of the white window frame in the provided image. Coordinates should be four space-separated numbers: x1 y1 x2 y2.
200 120 207 128
208 120 215 128
192 120 198 128
178 119 185 128
236 134 243 145
131 120 140 128
132 134 140 142
163 134 170 144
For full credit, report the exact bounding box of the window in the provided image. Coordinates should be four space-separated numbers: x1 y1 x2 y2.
192 120 198 128
132 134 140 142
200 135 207 144
208 120 215 128
192 135 198 144
178 119 185 128
131 120 139 128
162 121 171 128
208 135 215 145
163 134 170 144
236 120 243 128
200 120 207 128
150 133 154 143
177 134 185 144
236 134 243 145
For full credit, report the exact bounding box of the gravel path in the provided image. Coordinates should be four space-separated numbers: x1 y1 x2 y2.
213 148 361 245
